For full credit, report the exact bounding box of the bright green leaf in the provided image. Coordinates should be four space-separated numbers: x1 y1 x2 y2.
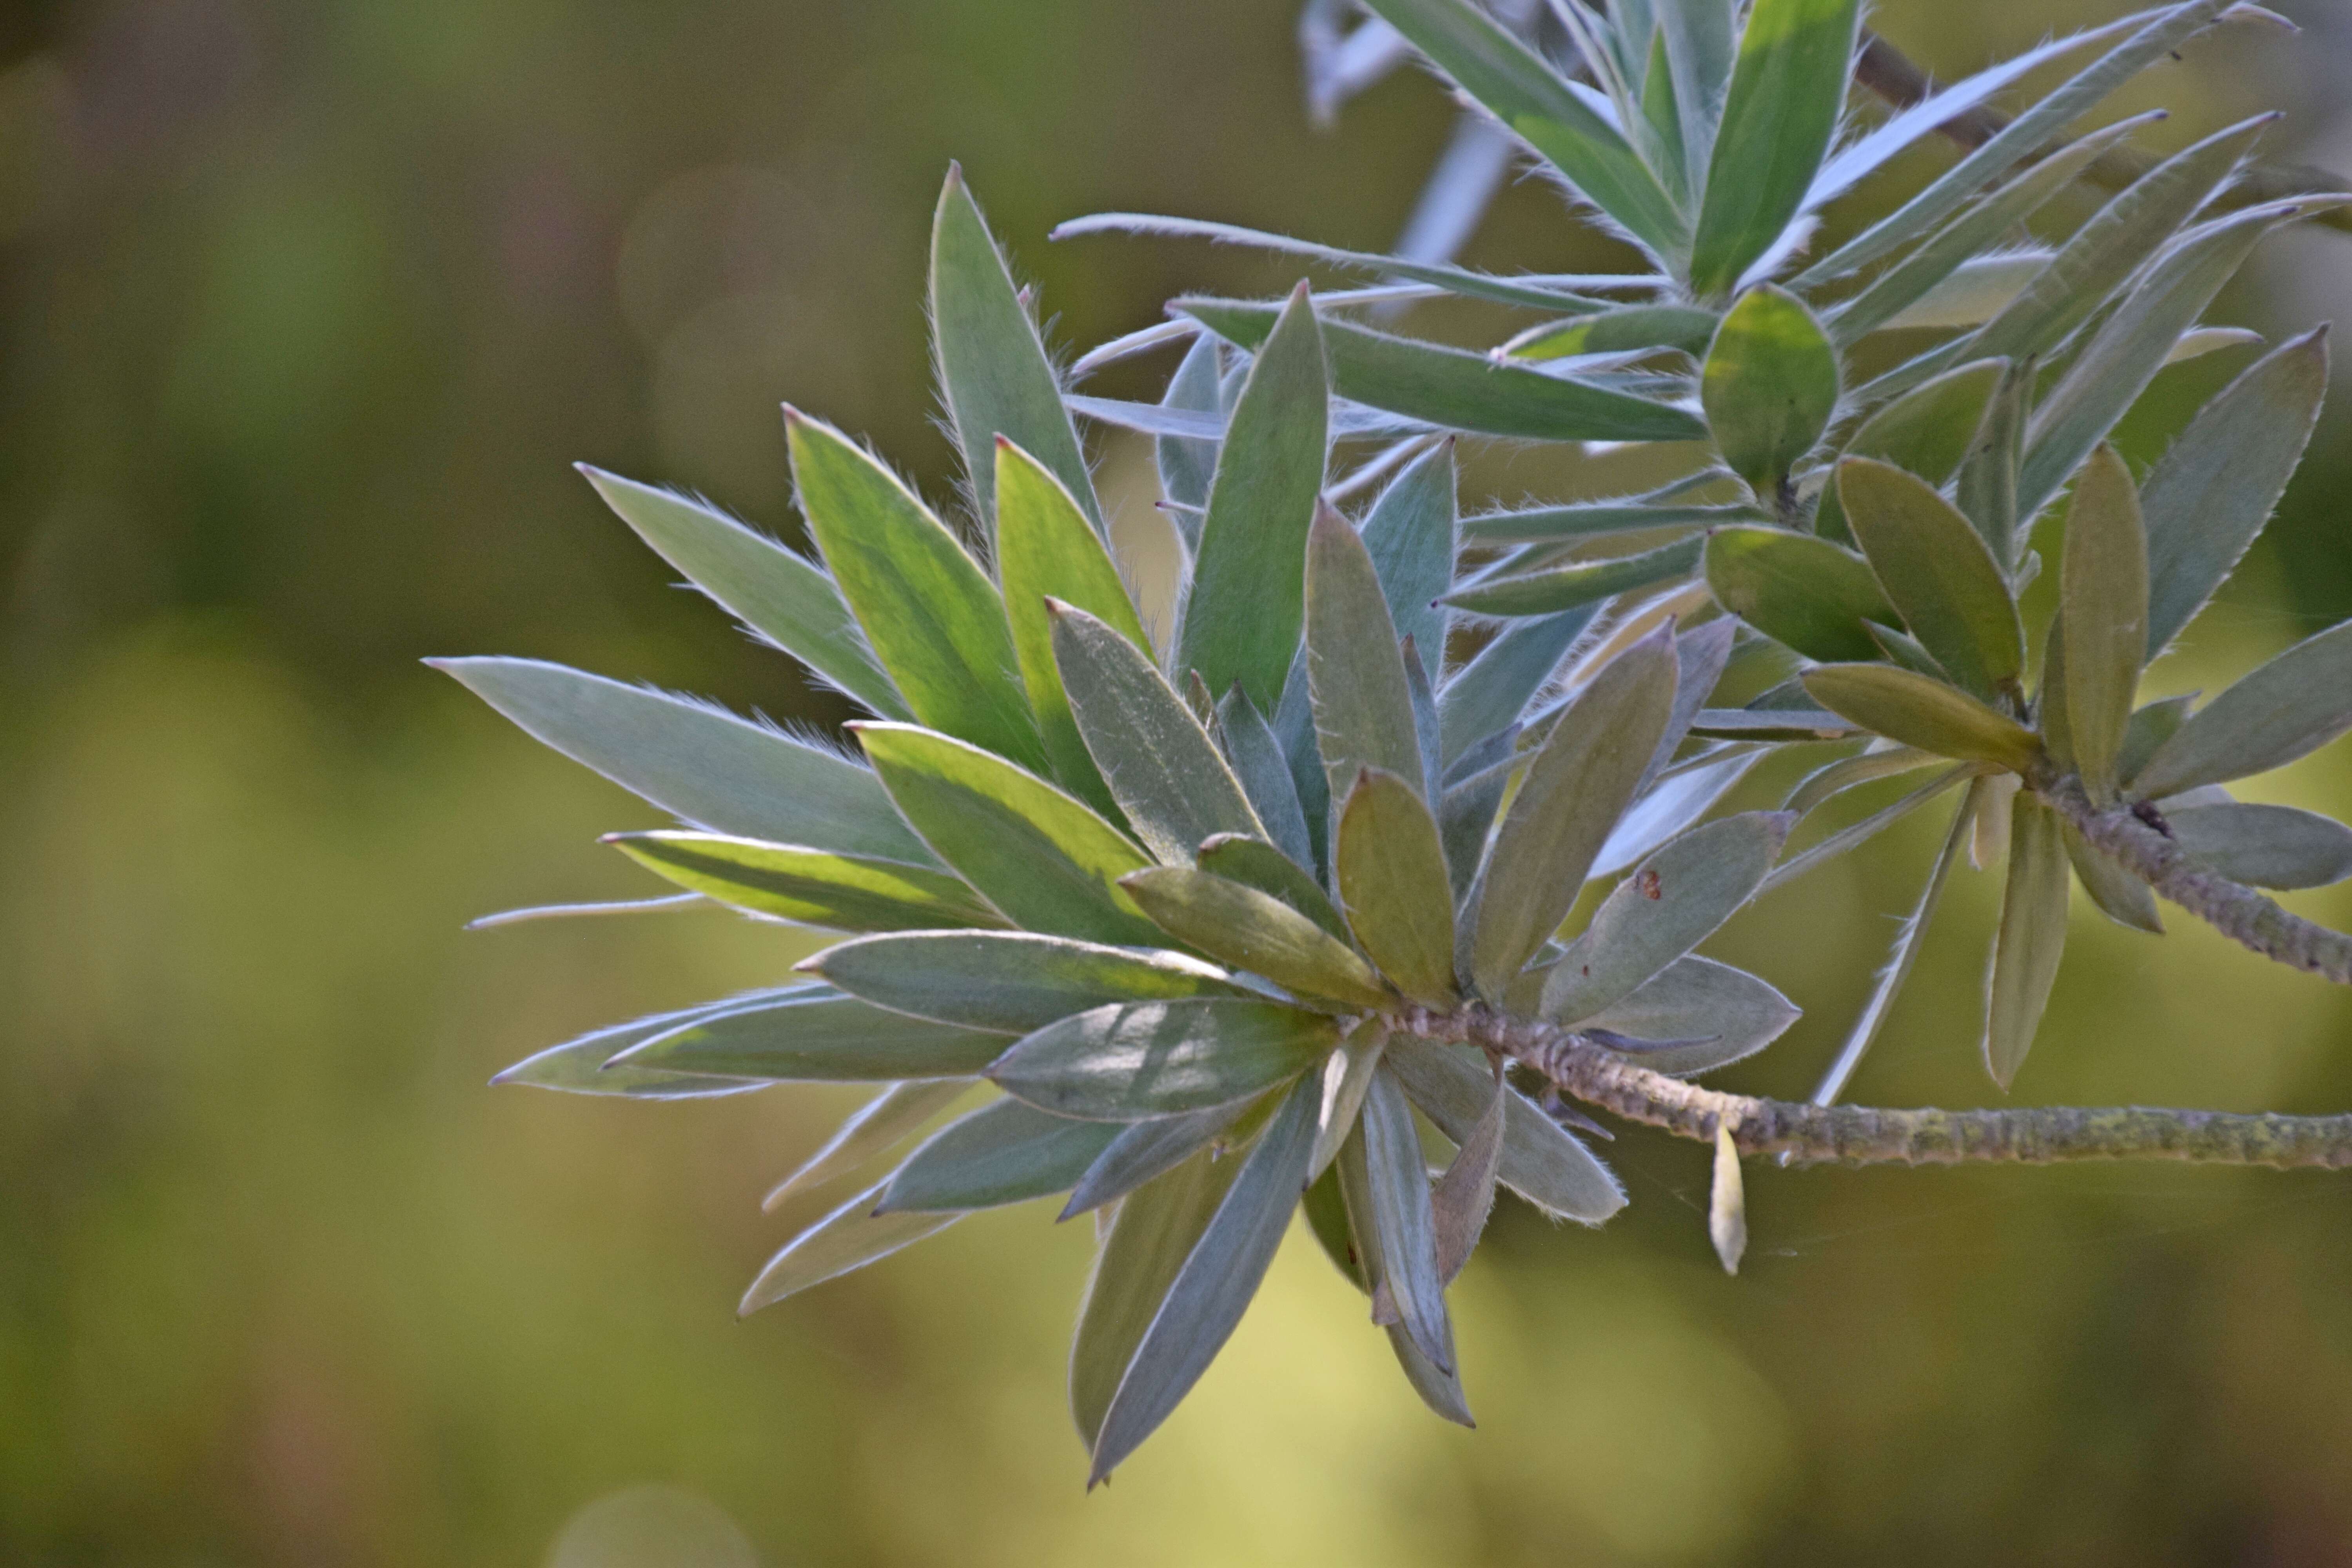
1704 526 1895 663
1838 457 2024 700
606 832 1001 933
1802 664 2040 770
1701 286 1839 499
1122 867 1393 1010
2059 446 2148 802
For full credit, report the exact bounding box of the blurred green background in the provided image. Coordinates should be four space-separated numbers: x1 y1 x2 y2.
6 1 2352 1562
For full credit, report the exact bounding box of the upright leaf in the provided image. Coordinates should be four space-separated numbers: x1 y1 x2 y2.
1308 500 1425 811
788 413 1045 772
1701 286 1839 501
608 832 1003 933
1436 604 1600 764
1838 457 2024 701
877 1098 1122 1213
1657 0 1737 181
805 931 1250 1034
1954 358 2031 565
2130 621 2352 799
1335 769 1460 1008
1983 793 2070 1089
1214 687 1318 871
991 998 1337 1122
1198 833 1351 942
1156 333 1224 545
1358 441 1458 680
1122 868 1394 1010
2059 446 2148 802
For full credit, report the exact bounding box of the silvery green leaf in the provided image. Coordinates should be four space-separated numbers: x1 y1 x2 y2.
877 1097 1123 1213
1302 1162 1369 1293
1309 501 1426 809
1646 617 1739 786
1877 253 2051 332
1179 285 1330 711
1053 603 1266 864
1332 1125 1477 1424
1581 955 1800 1074
1701 286 1839 499
1439 726 1517 901
1335 769 1460 1007
1197 833 1351 942
1404 638 1444 808
579 467 907 720
1436 604 1601 764
1359 441 1459 682
1065 392 1419 443
463 892 707 930
1593 746 1765 879
1838 457 2024 701
1463 499 1761 544
998 442 1154 819
1273 646 1334 873
1759 764 1973 897
1782 743 1941 818
1801 665 2039 771
1468 627 1679 997
1704 526 1895 664
1214 687 1318 873
1983 793 2070 1089
611 991 1010 1081
1430 1069 1505 1283
431 658 932 865
492 996 791 1100
765 1079 976 1209
2167 802 2352 890
1087 1073 1320 1483
739 1182 961 1314
990 998 1338 1120
804 931 1251 1034
1688 706 1866 741
854 722 1163 947
1357 1067 1455 1372
2061 822 2165 933
1383 1036 1626 1223
930 166 1099 534
2142 328 2329 658
1122 867 1394 1010
1060 1100 1256 1220
607 832 1002 933
2058 446 2148 802
1542 810 1792 1023
1971 770 2021 873
1156 333 1224 541
1954 357 2030 566
2116 694 2196 789
1499 302 1717 359
2130 621 2352 800
1441 534 1704 617
1310 1018 1389 1182
1657 0 1736 179
787 412 1046 774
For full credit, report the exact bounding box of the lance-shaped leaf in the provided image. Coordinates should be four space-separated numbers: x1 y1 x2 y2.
1430 1071 1504 1283
2130 621 2352 800
1061 1101 1256 1220
804 931 1250 1034
1198 833 1350 943
1122 867 1393 1010
1309 500 1425 808
1330 1126 1478 1424
1404 640 1443 807
1954 357 2030 565
1273 650 1334 873
1688 0 1862 297
1704 526 1895 664
1335 769 1460 1007
1802 664 2039 771
1580 955 1800 1075
766 1079 975 1208
991 998 1338 1121
1658 0 1736 181
606 832 1001 933
876 1098 1123 1213
1085 1073 1319 1484
1358 440 1458 680
1501 303 1718 360
997 441 1152 817
2117 694 2195 788
930 166 1098 535
1179 286 1328 710
788 413 1045 773
1784 744 1942 818
493 998 787 1100
1984 793 2070 1089
1383 1036 1626 1222
1541 811 1792 1023
1469 628 1678 997
1303 1163 1369 1293
1596 748 1763 878
1357 1067 1454 1372
1701 287 1839 499
740 1182 963 1314
1463 499 1762 545
1156 333 1223 548
1833 360 2008 523
1442 534 1704 618
2061 824 2164 933
2059 446 2148 802
2167 803 2352 891
2143 328 2329 658
1437 603 1598 764
579 467 907 720
611 991 1011 1081
1839 458 2024 699
1440 728 1515 901
1178 299 1707 444
1213 688 1317 873
1760 763 1972 895
431 659 933 864
1310 1018 1388 1180
1877 253 2051 332
853 722 1161 947
1050 602 1264 864
1357 0 1686 257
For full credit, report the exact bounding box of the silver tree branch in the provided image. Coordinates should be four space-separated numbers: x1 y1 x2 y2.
1401 1007 2352 1171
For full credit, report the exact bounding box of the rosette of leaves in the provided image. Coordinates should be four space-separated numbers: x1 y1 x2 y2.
443 171 1803 1481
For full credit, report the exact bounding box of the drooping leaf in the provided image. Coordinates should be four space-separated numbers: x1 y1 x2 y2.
996 441 1152 817
1156 333 1224 547
1704 526 1895 664
1708 1119 1746 1273
1303 1162 1369 1292
2142 328 2330 658
1086 1073 1319 1484
991 998 1338 1121
1383 1036 1626 1222
1429 1070 1505 1283
804 931 1250 1034
2130 621 2352 800
1197 833 1351 942
1179 286 1329 710
1442 534 1704 617
2061 823 2165 933
1334 769 1460 1008
579 467 907 720
929 166 1098 535
431 658 933 864
1687 0 1862 297
1700 286 1839 499
1214 688 1318 872
2168 802 2352 890
607 832 1002 933
853 722 1162 946
1468 628 1679 997
1122 867 1393 1010
1358 1067 1454 1372
739 1183 962 1314
788 413 1045 772
1436 603 1600 764
1061 1100 1256 1220
1309 1018 1389 1181
1178 298 1708 444
1331 1126 1479 1424
877 1098 1123 1213
1579 955 1800 1074
610 991 1011 1081
766 1079 975 1208
1983 793 2070 1089
2058 446 2148 802
1358 440 1459 680
1838 457 2024 700
1801 664 2039 771
1541 811 1792 1023
491 998 786 1100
